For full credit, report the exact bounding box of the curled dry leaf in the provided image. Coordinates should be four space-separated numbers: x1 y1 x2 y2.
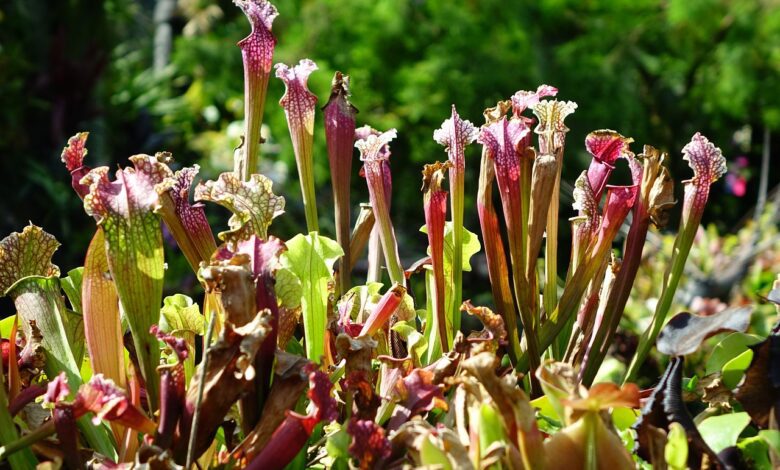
174 310 272 462
634 357 724 469
656 306 753 357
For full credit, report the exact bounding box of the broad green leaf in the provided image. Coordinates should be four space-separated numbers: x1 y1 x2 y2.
530 395 559 423
698 412 751 453
421 222 481 350
420 222 481 272
721 349 754 389
759 430 780 458
325 425 350 460
737 435 772 469
61 267 84 314
665 422 688 470
63 308 85 367
683 375 699 392
281 232 342 362
479 403 507 457
338 282 383 322
612 407 640 431
0 316 13 339
422 271 442 364
160 294 205 335
276 267 303 310
392 320 427 365
420 435 452 470
61 267 86 365
706 332 762 375
159 293 204 380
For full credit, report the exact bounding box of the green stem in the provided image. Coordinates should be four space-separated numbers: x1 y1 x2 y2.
0 421 54 463
451 171 464 335
581 212 650 386
623 213 700 384
543 147 563 319
186 311 217 469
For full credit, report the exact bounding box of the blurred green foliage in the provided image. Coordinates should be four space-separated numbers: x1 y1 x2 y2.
0 0 778 286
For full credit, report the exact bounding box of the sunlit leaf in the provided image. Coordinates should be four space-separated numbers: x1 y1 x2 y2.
195 172 285 245
698 412 750 453
281 232 342 362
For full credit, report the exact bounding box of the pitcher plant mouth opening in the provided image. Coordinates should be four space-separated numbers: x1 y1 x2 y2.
1 0 771 469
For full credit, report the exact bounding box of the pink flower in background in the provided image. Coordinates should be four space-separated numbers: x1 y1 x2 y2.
726 173 747 197
725 155 749 197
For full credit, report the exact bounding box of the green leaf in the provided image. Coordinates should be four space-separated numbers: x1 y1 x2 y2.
325 426 350 459
281 232 342 362
60 267 86 365
721 349 754 389
160 294 205 335
392 320 427 365
612 407 640 431
665 422 688 470
276 267 303 310
159 294 204 381
0 316 13 339
420 222 481 349
530 395 559 423
737 435 772 469
759 430 780 458
479 403 507 456
419 434 452 470
706 332 762 375
420 222 481 272
698 412 751 453
61 267 84 314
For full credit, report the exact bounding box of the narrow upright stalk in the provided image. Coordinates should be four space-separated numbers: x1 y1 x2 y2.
422 161 452 352
476 131 522 362
526 154 558 326
276 59 320 232
234 0 279 180
323 72 358 294
356 129 405 287
532 99 578 319
517 184 637 371
434 106 478 333
478 116 541 383
156 164 217 272
349 203 375 274
625 134 725 383
581 145 674 385
82 156 172 412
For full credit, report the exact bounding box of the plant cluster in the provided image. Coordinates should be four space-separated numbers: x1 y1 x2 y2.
0 1 778 469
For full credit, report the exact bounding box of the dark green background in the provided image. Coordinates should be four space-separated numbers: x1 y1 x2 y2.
1 0 777 303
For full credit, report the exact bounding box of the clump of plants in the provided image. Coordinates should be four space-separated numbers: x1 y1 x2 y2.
0 1 778 468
